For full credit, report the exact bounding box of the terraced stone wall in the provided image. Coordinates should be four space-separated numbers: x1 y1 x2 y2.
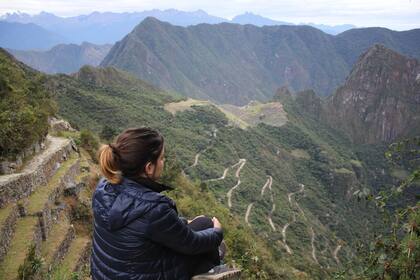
0 139 75 208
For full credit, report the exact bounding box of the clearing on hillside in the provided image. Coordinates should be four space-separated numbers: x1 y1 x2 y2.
164 98 287 129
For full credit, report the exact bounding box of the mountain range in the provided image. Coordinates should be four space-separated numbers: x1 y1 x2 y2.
101 17 420 104
0 21 64 50
1 35 419 278
231 12 355 35
1 10 356 47
8 42 112 74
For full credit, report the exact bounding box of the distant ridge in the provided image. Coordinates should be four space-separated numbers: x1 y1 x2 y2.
9 42 112 74
231 12 356 35
0 21 64 50
101 17 420 105
2 9 356 46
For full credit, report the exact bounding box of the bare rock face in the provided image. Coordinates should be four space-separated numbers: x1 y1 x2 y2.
327 44 420 144
49 117 76 133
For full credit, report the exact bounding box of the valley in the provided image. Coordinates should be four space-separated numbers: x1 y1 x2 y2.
0 11 419 278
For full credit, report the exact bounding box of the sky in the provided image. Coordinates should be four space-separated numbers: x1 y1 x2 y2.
0 0 419 30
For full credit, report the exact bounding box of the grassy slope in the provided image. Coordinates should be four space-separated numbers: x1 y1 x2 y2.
40 64 397 278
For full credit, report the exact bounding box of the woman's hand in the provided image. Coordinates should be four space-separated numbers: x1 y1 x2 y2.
212 217 222 230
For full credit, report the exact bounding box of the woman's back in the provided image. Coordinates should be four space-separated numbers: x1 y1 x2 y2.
91 177 223 280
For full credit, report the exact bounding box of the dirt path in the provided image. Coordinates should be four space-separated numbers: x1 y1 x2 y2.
281 183 311 256
310 227 319 264
288 183 305 204
245 203 254 227
268 203 276 231
205 167 230 182
260 176 272 197
281 214 296 254
183 128 218 175
226 159 246 208
333 244 342 264
291 184 319 264
0 136 70 184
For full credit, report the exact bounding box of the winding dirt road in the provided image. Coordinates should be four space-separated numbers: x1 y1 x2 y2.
268 203 276 231
333 244 342 264
260 176 272 197
281 214 296 254
245 203 254 227
226 159 246 208
310 227 319 264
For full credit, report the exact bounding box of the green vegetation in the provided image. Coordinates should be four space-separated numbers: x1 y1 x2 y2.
18 244 43 280
1 47 415 278
338 138 420 279
80 129 99 161
0 49 56 160
45 63 392 278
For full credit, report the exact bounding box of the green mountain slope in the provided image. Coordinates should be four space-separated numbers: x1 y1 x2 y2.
1 48 411 278
45 62 396 278
101 18 420 104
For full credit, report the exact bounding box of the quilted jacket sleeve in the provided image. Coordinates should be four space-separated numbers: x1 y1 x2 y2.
144 202 223 255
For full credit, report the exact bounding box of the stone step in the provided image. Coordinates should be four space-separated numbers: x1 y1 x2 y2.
0 136 77 208
0 216 42 280
51 235 91 279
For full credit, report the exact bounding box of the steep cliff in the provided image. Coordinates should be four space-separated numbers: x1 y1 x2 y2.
327 44 420 144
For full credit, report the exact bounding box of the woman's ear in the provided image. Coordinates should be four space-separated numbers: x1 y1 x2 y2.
144 161 155 178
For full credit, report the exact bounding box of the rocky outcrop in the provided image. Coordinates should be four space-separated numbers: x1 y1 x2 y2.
272 86 293 103
295 89 323 118
327 44 420 144
49 117 76 133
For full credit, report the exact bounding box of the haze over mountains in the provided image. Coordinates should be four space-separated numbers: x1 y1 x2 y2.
8 42 112 74
0 21 64 50
0 9 357 47
101 17 420 104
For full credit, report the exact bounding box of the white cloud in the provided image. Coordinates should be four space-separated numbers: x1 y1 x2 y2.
0 0 419 30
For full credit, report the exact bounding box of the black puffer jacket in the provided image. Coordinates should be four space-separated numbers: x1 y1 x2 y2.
91 177 223 280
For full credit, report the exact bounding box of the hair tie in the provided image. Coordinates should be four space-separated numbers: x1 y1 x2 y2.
108 143 117 154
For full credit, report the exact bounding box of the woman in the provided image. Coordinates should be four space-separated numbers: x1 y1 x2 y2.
91 127 225 280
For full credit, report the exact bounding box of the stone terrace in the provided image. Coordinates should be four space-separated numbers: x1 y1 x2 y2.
0 135 91 279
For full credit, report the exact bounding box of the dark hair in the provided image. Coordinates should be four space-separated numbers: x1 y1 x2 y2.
98 127 164 184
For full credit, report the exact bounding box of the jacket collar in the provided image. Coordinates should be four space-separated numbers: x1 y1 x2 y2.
123 176 174 193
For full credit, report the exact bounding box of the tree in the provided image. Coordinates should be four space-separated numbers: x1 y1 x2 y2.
100 125 117 141
350 137 420 279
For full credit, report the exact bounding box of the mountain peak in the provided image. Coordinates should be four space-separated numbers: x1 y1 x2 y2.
328 45 420 143
272 86 293 102
345 44 419 90
140 16 166 26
